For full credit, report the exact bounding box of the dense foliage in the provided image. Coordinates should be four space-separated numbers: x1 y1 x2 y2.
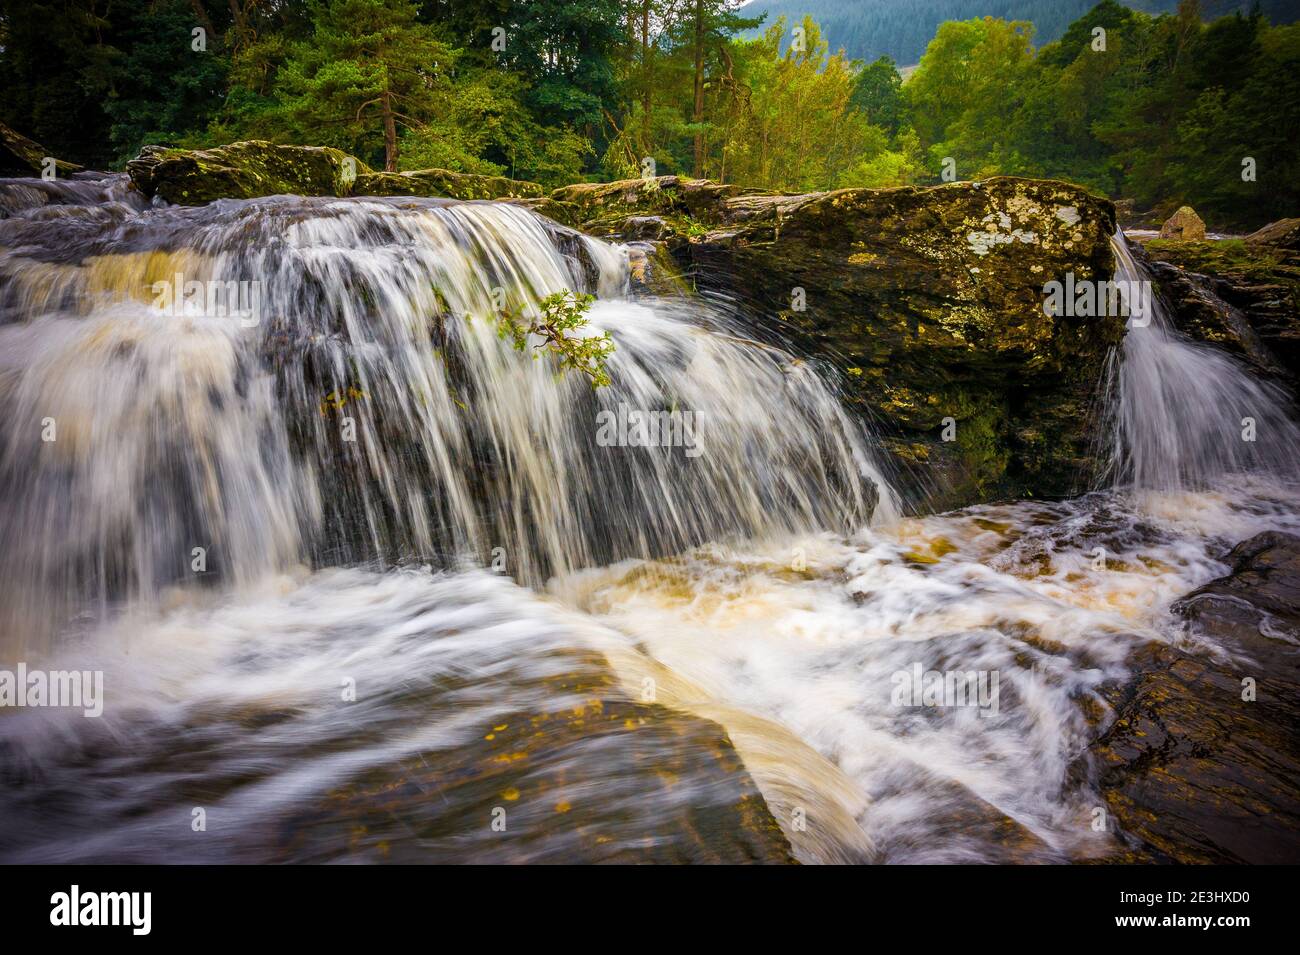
0 0 1295 225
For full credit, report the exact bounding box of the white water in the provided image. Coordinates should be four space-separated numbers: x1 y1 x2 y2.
1104 234 1300 490
1 181 1296 863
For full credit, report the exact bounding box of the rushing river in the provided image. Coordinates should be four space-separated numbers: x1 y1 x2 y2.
0 173 1296 863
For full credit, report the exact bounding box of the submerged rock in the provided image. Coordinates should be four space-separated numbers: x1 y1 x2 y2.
276 648 796 864
1159 205 1207 241
1090 532 1300 863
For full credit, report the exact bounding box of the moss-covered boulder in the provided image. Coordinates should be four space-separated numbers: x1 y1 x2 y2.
126 140 545 206
353 168 542 201
1159 205 1206 240
127 141 362 204
655 178 1124 507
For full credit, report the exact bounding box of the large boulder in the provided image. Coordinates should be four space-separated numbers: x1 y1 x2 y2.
126 140 544 206
603 177 1122 506
127 141 361 204
1158 205 1206 241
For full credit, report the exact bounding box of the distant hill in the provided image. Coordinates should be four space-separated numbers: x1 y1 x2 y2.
739 0 1300 65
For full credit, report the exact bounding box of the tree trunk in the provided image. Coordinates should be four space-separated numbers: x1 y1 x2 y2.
692 0 705 178
381 89 399 172
641 1 652 155
227 0 251 49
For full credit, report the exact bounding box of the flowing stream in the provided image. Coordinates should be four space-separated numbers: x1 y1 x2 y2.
0 176 1296 863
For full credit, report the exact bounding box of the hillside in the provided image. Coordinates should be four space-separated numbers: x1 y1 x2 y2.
740 0 1299 64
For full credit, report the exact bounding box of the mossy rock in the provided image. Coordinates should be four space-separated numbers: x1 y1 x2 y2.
1138 236 1300 381
0 120 82 175
127 140 363 204
353 168 542 201
126 140 543 205
551 175 768 231
660 177 1124 508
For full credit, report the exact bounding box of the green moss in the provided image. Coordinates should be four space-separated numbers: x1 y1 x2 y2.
1143 238 1286 281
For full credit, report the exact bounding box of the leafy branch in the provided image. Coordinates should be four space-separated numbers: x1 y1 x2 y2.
495 290 615 389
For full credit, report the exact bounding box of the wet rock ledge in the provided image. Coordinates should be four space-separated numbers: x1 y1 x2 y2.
1091 532 1300 863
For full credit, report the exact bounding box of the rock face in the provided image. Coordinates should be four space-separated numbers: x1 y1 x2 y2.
353 169 542 201
558 176 1122 506
126 140 542 205
1137 234 1300 383
1090 532 1300 863
1158 205 1206 241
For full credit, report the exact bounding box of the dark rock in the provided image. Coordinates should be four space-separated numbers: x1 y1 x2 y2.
1132 244 1286 377
0 120 82 176
1090 532 1300 863
1137 237 1300 382
1246 218 1300 251
275 649 796 863
678 178 1123 508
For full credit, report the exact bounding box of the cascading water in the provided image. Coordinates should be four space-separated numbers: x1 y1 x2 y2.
1103 233 1300 490
0 176 894 652
1 176 1297 864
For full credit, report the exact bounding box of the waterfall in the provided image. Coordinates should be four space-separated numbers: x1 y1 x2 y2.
1104 233 1300 491
0 176 897 653
4 179 1300 864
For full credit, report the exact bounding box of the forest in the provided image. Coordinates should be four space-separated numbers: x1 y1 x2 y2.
1 0 1297 227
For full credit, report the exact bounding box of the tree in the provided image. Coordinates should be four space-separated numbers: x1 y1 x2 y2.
850 56 904 135
711 17 894 191
273 0 457 171
905 17 1037 180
